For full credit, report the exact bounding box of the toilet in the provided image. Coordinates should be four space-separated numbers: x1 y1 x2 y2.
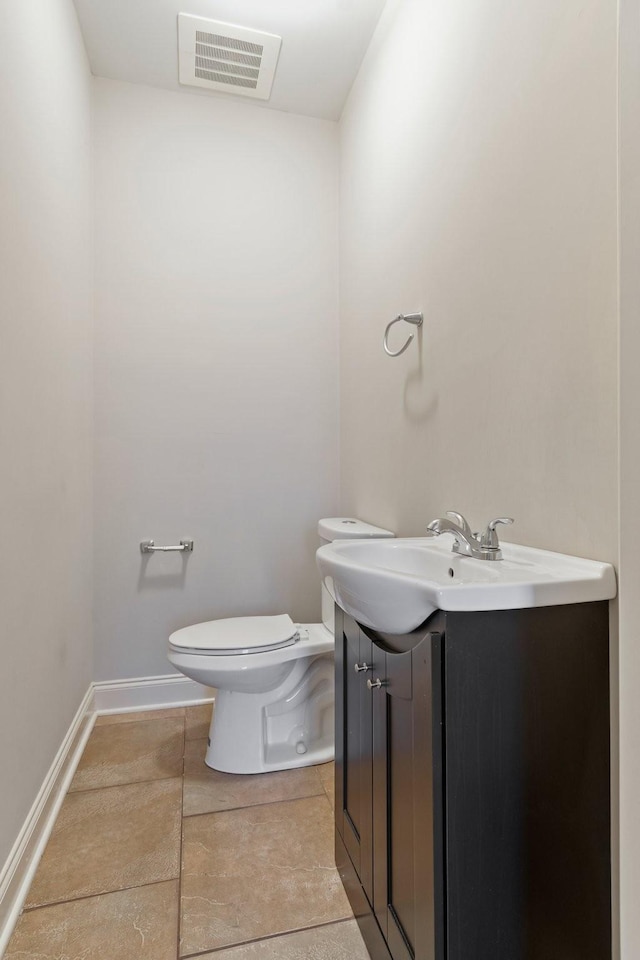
168 518 394 774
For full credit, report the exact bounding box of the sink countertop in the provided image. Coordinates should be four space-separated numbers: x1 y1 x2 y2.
317 535 617 635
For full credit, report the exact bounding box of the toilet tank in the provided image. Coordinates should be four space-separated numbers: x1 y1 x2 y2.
317 518 395 635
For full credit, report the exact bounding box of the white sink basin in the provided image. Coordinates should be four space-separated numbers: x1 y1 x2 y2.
316 536 616 635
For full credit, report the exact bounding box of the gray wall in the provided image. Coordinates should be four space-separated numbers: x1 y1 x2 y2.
92 79 340 681
0 0 93 868
339 0 618 564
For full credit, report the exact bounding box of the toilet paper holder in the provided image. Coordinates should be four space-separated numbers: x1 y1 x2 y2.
140 539 194 554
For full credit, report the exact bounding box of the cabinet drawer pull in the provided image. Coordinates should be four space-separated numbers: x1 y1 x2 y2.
354 662 372 673
367 678 388 690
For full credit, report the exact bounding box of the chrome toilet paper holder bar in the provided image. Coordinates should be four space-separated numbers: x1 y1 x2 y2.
383 312 423 357
140 539 194 554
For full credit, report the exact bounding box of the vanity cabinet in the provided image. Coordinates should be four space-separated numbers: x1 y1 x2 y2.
334 602 611 960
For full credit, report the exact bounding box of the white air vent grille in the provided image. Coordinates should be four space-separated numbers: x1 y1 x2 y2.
195 69 258 89
195 58 259 81
194 44 262 69
179 14 281 101
195 31 263 56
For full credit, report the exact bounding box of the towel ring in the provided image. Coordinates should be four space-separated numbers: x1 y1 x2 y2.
383 312 423 357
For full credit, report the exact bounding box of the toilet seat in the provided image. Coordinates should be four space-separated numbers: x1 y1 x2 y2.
169 614 299 656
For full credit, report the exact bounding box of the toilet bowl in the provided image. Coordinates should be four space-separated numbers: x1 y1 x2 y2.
168 518 394 775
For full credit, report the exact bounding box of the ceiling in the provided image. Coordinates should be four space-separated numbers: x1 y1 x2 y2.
72 0 388 121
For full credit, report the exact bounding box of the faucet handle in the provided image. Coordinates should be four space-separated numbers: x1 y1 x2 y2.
481 517 514 549
446 511 473 536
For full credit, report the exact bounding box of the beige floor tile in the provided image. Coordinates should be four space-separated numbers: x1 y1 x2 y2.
95 707 185 726
26 778 182 908
6 882 179 960
193 920 370 960
180 795 352 956
183 739 325 816
183 737 208 761
69 717 184 791
317 761 335 811
185 702 214 741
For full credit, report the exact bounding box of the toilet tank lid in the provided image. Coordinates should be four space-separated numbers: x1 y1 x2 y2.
317 518 395 541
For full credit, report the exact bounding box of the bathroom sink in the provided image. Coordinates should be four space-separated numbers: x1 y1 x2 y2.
316 536 616 634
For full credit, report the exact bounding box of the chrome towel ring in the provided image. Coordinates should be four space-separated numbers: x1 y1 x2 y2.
383 312 423 357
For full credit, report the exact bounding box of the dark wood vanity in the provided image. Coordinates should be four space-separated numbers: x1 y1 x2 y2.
334 602 611 960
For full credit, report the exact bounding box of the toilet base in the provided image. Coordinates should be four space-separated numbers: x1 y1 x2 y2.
205 651 334 774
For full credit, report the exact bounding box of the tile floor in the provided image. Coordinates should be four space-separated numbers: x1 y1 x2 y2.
5 705 369 960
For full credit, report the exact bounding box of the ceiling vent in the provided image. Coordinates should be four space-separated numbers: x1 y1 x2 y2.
178 14 282 101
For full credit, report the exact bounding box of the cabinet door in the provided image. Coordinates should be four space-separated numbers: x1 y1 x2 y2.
444 606 611 960
335 609 374 902
370 632 444 960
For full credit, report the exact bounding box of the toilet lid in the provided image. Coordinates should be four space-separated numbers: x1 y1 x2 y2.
169 614 299 655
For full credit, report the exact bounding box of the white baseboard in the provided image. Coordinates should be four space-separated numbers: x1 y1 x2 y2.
0 685 96 958
0 673 214 956
93 673 215 714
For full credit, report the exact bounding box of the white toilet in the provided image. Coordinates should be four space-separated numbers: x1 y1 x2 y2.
168 518 394 774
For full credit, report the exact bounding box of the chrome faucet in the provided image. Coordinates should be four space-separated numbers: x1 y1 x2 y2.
426 511 513 561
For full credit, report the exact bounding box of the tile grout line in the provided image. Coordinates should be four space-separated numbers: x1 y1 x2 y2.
179 916 357 959
182 758 328 819
182 786 327 820
43 757 327 828
67 772 185 796
177 713 187 960
21 876 180 914
95 710 187 725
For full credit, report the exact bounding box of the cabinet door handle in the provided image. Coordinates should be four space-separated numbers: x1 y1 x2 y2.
354 662 372 673
367 678 388 690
